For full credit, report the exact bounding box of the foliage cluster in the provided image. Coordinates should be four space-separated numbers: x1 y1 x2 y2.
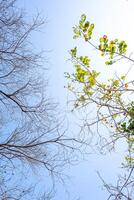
66 14 134 200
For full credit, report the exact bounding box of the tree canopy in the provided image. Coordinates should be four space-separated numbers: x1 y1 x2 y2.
66 14 134 200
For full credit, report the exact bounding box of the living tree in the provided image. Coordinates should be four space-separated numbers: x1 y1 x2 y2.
66 14 134 200
0 0 86 199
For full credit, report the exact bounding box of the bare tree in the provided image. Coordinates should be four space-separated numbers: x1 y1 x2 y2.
97 169 134 200
0 1 87 199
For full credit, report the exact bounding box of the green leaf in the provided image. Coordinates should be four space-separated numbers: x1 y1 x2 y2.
81 14 86 22
90 24 94 29
121 75 125 80
70 47 77 57
84 21 89 29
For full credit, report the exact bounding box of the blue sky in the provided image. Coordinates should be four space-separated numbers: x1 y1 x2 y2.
18 0 134 199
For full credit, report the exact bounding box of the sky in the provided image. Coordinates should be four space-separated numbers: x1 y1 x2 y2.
18 0 134 199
